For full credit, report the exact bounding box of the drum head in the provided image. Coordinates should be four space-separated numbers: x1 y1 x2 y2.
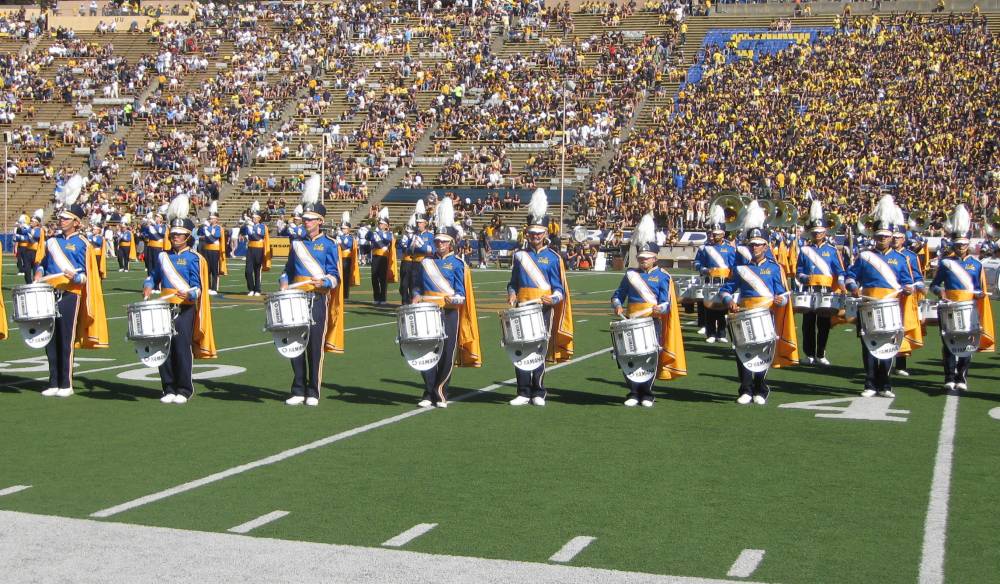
616 352 657 383
505 340 547 371
135 338 171 368
18 319 54 349
942 332 980 359
862 331 903 360
400 338 444 371
272 328 309 359
733 341 775 373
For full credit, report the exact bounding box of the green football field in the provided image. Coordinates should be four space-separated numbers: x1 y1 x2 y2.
1 257 998 583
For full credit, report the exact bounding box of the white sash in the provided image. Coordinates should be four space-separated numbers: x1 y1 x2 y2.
737 265 774 298
705 245 727 268
293 240 325 278
860 251 900 289
941 258 975 291
737 246 752 262
421 258 455 296
46 237 79 274
516 250 552 291
159 252 191 292
801 245 832 277
626 269 658 304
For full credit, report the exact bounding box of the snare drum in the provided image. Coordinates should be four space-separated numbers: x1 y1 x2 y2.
500 303 548 345
727 307 778 347
859 298 903 334
12 283 57 323
398 302 446 343
610 317 659 357
919 299 939 324
264 289 312 331
814 293 844 315
938 300 979 336
844 296 861 321
126 300 173 340
792 292 816 313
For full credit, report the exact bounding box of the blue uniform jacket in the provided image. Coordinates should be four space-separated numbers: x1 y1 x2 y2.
507 247 565 302
414 253 466 304
845 248 915 292
720 257 787 303
144 248 201 300
612 267 672 313
35 232 88 284
280 234 341 289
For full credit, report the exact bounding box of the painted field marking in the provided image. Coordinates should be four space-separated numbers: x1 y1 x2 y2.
89 347 612 518
382 523 438 547
989 407 1000 420
227 510 289 534
0 485 31 497
727 549 765 578
918 392 959 584
549 536 596 563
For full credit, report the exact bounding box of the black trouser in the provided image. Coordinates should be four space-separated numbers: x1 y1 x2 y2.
705 306 727 338
46 292 80 389
204 249 220 291
19 249 36 283
117 245 130 271
245 247 263 293
695 302 705 325
144 245 161 276
515 307 553 398
736 359 769 398
802 312 832 359
625 321 662 401
341 257 353 300
290 292 328 399
160 304 195 398
399 261 413 304
371 254 388 302
407 260 426 305
942 345 971 385
422 308 458 404
896 355 907 371
858 313 893 391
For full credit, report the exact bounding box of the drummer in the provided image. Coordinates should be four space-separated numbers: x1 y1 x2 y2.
34 175 109 398
720 201 796 405
242 202 271 297
411 197 481 408
20 210 45 284
844 196 914 398
407 200 434 306
611 214 686 407
796 201 846 366
115 216 136 272
398 217 415 305
694 205 735 343
367 208 397 306
892 217 926 377
201 202 226 296
929 204 995 391
278 178 345 407
336 212 360 300
506 189 573 407
142 195 217 404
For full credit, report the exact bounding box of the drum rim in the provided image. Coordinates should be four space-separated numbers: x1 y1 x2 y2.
399 301 444 313
13 282 56 292
728 306 773 318
267 289 311 299
503 303 544 316
610 316 656 329
127 299 172 309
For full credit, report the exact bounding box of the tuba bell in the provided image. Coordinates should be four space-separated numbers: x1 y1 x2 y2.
909 210 931 233
709 194 744 231
826 211 844 234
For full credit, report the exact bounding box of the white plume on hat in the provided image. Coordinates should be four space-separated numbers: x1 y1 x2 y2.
378 207 389 222
56 174 85 208
873 195 896 224
809 200 823 223
167 195 190 223
293 204 303 216
122 213 132 225
415 199 426 216
946 204 971 236
633 213 655 249
209 200 218 215
436 196 454 229
341 211 350 225
302 175 320 205
90 213 101 225
251 200 261 214
740 200 767 231
891 203 906 230
407 213 416 228
528 188 548 220
709 204 726 226
157 204 168 215
33 208 44 221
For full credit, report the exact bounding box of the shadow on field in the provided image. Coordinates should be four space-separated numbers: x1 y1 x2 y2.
199 380 287 402
0 375 37 394
658 385 732 403
74 378 161 401
327 379 420 405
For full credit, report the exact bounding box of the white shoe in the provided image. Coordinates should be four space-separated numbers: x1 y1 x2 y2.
753 395 767 405
56 388 74 398
531 396 546 406
956 382 968 391
717 337 728 344
435 401 448 408
305 397 319 406
160 393 177 403
943 382 956 391
640 400 654 408
801 356 814 365
860 389 877 398
42 387 60 397
817 357 831 366
624 398 639 407
509 396 531 406
285 396 305 405
736 394 753 405
418 399 433 408
697 327 706 335
173 395 188 404
706 337 716 344
896 369 910 376
208 290 218 296
878 390 895 398
153 289 161 294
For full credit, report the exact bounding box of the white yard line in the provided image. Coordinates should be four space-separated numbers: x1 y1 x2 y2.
382 523 438 547
90 347 612 519
0 485 31 497
918 392 959 584
227 510 289 535
549 536 596 563
726 549 765 578
106 304 243 321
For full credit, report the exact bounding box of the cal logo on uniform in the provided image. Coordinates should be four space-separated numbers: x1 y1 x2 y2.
177 259 187 266
889 259 898 266
760 269 771 275
822 251 830 257
538 257 549 265
66 244 77 251
648 277 659 282
443 264 454 271
313 244 324 251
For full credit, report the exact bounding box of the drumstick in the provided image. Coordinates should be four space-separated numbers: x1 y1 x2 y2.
518 298 543 307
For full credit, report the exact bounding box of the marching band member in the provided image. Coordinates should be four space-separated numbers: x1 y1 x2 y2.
278 205 306 241
411 197 482 407
693 205 735 342
367 207 398 305
611 214 686 406
141 211 167 282
720 201 798 405
200 202 226 295
19 210 45 284
407 200 434 306
930 204 995 391
398 214 416 305
115 215 136 272
35 175 109 398
891 205 925 377
796 201 846 365
143 195 217 404
845 196 915 398
279 177 345 406
241 201 271 296
87 218 108 280
13 214 30 277
507 189 574 406
0 245 7 340
336 212 361 300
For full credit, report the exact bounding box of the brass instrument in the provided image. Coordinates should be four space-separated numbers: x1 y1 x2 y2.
856 214 874 236
984 212 1000 237
908 210 931 233
709 194 744 231
826 211 844 234
772 200 799 228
